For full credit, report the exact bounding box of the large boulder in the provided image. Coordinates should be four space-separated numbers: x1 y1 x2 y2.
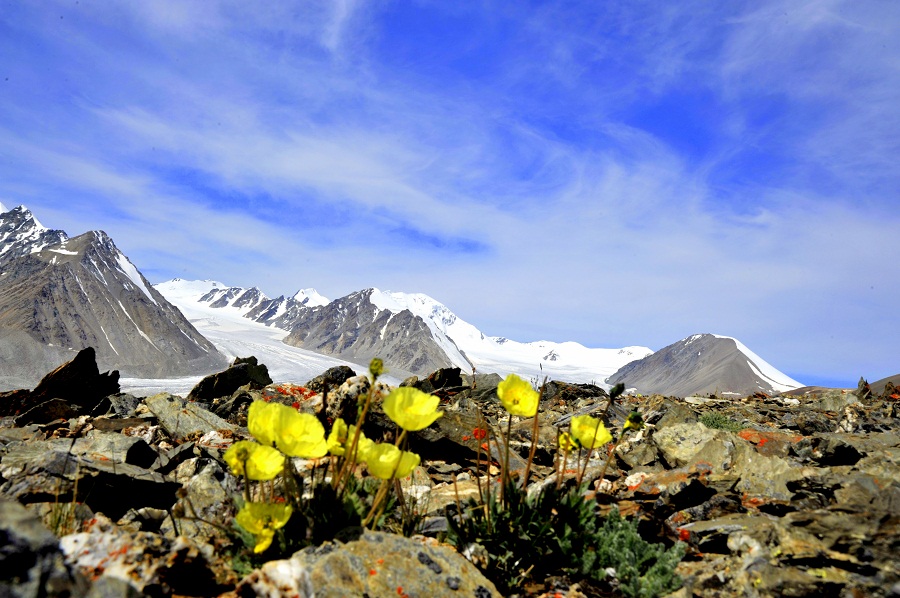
187 356 272 402
235 530 500 597
0 347 119 422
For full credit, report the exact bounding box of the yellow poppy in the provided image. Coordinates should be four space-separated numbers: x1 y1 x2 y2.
571 414 612 450
365 444 420 479
326 418 349 456
558 431 577 453
277 410 328 458
382 387 443 431
327 418 373 462
235 502 293 553
247 401 328 458
497 373 539 417
224 440 285 480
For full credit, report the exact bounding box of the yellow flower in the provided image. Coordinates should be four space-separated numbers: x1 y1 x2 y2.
497 373 539 417
248 401 328 458
327 418 349 456
248 400 281 447
352 430 375 463
571 414 612 450
235 502 292 553
224 440 284 480
365 444 420 479
383 387 443 431
327 418 373 462
558 431 577 453
624 410 644 431
277 410 328 458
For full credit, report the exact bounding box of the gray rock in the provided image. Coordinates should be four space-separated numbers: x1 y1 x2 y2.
304 365 357 394
0 496 88 597
187 356 272 402
1 447 180 520
235 530 500 597
161 459 237 544
60 514 227 596
144 393 236 442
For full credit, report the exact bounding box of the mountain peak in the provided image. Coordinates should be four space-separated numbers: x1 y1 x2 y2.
0 204 68 265
607 333 802 397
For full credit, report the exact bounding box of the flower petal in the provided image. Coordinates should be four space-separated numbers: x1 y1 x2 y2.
497 374 539 417
383 387 443 431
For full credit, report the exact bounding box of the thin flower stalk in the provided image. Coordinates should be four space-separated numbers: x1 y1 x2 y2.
522 378 547 487
597 410 645 484
335 361 382 497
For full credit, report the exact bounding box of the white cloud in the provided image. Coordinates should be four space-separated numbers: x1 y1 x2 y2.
1 0 898 384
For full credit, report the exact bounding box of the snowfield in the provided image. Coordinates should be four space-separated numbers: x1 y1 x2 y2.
121 280 387 396
139 279 653 394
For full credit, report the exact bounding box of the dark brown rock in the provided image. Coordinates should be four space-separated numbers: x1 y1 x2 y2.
187 356 272 402
0 347 119 422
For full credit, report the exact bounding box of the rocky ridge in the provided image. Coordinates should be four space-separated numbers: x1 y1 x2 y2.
1 349 898 597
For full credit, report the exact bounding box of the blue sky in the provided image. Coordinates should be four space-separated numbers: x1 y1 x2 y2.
1 1 897 387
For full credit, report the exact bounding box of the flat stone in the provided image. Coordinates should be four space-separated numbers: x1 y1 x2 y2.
143 393 236 442
1 449 180 520
236 530 500 597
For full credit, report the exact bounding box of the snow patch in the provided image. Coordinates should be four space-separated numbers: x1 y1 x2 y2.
713 334 803 390
115 252 158 305
292 288 329 307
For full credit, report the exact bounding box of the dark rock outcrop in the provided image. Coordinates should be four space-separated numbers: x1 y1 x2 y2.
0 348 119 422
0 497 88 597
186 356 272 403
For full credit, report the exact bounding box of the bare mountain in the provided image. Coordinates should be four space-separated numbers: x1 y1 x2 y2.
606 333 803 397
0 205 227 388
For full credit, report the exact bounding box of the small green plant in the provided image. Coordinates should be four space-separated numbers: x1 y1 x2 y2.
446 479 685 595
699 412 744 433
445 375 684 595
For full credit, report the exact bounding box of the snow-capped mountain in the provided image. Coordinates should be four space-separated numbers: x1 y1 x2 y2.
0 205 227 389
0 204 68 265
137 279 384 396
606 333 803 397
156 280 654 383
363 289 652 383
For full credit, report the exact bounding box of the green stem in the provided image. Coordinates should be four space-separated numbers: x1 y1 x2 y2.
501 415 513 506
522 379 545 489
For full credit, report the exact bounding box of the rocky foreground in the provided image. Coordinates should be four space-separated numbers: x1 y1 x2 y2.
1 350 898 597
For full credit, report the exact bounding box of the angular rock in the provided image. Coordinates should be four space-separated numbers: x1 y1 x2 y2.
0 347 119 421
0 497 89 597
1 448 180 520
187 356 272 403
60 514 231 595
304 365 356 394
160 459 237 544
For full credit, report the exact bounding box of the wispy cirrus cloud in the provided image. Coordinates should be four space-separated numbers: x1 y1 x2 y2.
0 0 897 385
